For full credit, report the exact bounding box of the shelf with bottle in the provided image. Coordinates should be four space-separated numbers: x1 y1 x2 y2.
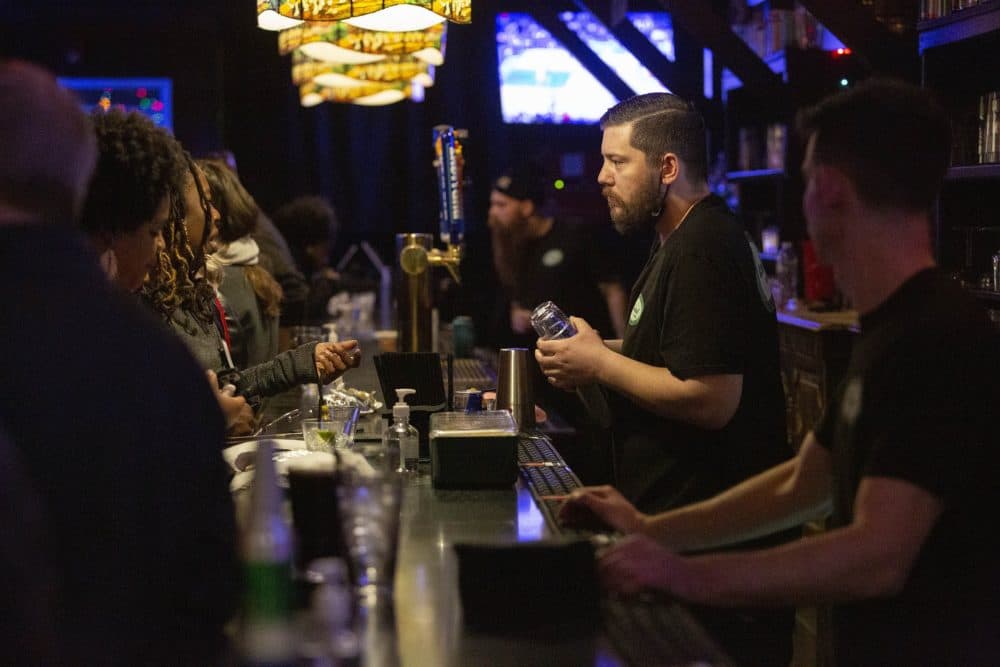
918 0 1000 52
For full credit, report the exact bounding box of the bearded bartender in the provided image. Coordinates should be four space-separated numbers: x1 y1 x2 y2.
535 93 794 665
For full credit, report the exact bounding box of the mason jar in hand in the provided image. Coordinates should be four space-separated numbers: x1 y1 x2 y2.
530 301 577 340
529 301 612 428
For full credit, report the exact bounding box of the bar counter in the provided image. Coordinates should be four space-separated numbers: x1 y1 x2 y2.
260 347 732 666
353 454 731 667
371 471 598 665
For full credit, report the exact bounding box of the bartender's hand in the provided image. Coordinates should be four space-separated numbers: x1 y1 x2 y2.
599 534 692 596
206 370 255 436
315 340 361 384
534 316 609 390
558 485 646 534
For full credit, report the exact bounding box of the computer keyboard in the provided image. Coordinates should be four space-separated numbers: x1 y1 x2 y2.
517 435 564 466
603 595 735 667
517 433 598 537
443 357 496 392
517 434 735 666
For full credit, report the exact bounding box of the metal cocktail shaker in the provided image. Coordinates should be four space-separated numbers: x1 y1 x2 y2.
495 348 535 430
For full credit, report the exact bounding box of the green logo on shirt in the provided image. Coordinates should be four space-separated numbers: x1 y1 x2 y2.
629 294 644 326
542 248 564 267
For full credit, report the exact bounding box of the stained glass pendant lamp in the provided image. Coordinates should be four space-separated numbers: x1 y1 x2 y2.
299 80 415 107
278 21 445 65
258 0 471 32
291 51 435 89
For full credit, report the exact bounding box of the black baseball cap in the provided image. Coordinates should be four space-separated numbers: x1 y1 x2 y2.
492 163 548 208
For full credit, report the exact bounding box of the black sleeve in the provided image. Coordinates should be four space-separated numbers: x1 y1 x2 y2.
863 336 993 500
160 361 240 648
659 251 746 379
234 341 319 399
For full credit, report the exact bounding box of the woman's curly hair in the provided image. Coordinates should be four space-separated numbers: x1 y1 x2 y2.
141 156 217 332
80 110 186 237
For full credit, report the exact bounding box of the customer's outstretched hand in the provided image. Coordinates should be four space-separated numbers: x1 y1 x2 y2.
315 340 361 384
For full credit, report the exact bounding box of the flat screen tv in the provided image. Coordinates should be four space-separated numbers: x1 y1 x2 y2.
58 77 173 131
496 11 673 125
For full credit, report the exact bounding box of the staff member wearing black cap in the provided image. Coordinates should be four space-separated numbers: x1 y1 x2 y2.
488 162 626 342
487 162 628 481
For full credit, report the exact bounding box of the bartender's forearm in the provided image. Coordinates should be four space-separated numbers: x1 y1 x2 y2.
643 435 832 551
604 339 623 354
595 352 741 429
676 477 938 607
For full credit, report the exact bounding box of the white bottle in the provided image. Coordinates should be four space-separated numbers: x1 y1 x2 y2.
775 241 800 310
386 388 419 474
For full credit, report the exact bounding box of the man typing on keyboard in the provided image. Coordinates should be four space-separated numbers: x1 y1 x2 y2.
556 81 1000 666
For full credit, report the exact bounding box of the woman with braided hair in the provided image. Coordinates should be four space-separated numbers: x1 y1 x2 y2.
82 110 358 418
144 154 360 403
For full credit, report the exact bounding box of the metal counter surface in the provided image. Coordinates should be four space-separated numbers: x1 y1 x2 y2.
360 472 620 667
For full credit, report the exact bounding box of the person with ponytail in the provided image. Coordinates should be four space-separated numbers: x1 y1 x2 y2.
199 159 283 368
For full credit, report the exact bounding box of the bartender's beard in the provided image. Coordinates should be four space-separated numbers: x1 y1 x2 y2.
603 175 665 236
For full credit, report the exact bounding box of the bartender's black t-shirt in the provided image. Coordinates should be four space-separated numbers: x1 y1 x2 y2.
614 194 789 514
814 268 1000 666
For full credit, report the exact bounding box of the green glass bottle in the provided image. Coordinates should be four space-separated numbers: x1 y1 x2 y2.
240 439 296 666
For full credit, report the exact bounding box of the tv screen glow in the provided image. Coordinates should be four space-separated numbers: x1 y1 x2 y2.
58 77 173 131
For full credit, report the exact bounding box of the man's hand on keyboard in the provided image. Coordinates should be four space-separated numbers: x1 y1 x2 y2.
599 534 693 597
558 485 646 534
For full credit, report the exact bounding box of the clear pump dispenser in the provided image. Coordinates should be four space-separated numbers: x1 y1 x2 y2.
386 388 419 474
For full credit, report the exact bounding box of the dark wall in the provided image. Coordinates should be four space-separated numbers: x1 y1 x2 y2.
1 0 651 325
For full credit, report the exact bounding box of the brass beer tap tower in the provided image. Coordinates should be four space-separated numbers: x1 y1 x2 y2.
396 125 465 352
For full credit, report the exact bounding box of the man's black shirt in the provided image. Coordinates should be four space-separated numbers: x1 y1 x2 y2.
511 217 619 338
614 195 789 514
815 268 1000 665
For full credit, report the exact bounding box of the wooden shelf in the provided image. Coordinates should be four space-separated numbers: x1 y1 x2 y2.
918 1 1000 53
727 168 785 182
945 163 1000 180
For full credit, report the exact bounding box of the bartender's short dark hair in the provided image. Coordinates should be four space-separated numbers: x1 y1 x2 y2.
797 79 950 213
601 93 708 183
